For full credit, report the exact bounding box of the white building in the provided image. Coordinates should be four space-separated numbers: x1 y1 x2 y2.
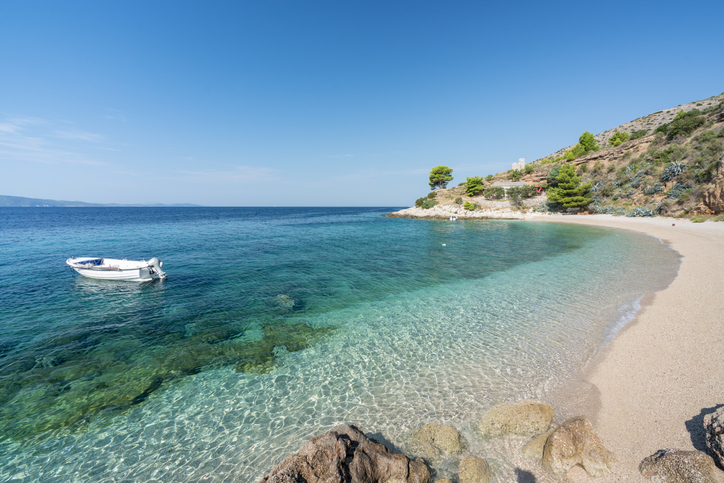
512 158 525 171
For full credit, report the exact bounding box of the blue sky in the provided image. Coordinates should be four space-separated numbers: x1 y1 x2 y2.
1 1 722 206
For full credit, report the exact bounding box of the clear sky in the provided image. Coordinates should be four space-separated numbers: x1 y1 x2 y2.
1 1 722 206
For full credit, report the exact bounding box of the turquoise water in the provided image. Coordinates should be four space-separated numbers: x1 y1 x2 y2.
0 207 678 481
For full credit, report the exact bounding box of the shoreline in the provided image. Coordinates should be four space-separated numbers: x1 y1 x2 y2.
528 214 724 480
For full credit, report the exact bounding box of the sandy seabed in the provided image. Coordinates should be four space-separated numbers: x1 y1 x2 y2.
529 214 724 481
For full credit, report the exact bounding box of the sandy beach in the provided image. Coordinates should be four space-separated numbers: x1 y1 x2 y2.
529 214 724 480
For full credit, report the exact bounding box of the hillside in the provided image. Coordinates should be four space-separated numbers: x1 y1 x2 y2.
406 92 724 219
0 195 201 207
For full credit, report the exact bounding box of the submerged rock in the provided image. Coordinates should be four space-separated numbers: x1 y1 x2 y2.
406 424 464 460
275 294 297 312
259 423 430 483
705 406 724 469
476 400 554 438
541 416 612 477
0 321 335 443
458 456 492 483
639 448 723 482
234 323 334 374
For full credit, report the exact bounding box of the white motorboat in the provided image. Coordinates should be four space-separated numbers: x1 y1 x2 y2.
66 257 166 281
450 214 458 221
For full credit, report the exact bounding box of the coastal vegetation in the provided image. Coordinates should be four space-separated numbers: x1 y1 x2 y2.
409 93 724 219
465 176 485 196
547 165 593 208
429 166 454 189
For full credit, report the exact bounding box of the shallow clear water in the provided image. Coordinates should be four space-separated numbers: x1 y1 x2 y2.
0 207 678 481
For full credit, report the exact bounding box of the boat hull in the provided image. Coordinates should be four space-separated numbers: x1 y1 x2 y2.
66 257 166 282
71 267 155 281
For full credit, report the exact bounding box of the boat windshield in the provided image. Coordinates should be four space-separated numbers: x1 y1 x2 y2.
77 258 104 266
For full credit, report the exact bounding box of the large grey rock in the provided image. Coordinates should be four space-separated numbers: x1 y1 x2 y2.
541 416 612 477
406 424 464 460
458 456 492 483
639 448 723 482
259 423 430 483
705 406 724 469
476 400 554 438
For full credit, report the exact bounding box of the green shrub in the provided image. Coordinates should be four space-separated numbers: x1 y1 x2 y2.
465 176 485 196
691 215 707 223
454 197 463 205
484 186 505 200
509 170 522 181
524 164 534 174
655 123 669 135
693 160 719 183
607 164 616 173
421 199 438 209
507 187 524 206
485 174 494 182
427 191 437 199
610 131 630 146
546 165 562 186
579 131 600 152
630 129 649 140
677 188 694 204
463 201 476 210
592 161 602 173
666 109 705 140
415 198 425 207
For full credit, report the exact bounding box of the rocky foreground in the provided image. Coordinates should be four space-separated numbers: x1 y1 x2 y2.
259 400 724 482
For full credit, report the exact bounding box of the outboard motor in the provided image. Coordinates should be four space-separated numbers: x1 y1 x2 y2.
148 258 167 279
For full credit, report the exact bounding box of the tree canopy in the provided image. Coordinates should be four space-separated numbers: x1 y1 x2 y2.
564 131 600 161
465 176 484 196
609 131 630 146
578 131 599 153
429 166 453 190
547 164 593 208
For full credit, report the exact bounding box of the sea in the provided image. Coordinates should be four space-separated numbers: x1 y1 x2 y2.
0 207 679 482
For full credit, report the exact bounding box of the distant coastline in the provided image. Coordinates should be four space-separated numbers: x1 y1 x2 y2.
0 195 201 208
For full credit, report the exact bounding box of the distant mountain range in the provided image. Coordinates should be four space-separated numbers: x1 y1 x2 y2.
0 195 201 207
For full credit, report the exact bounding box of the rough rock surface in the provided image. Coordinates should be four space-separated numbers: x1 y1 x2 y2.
458 456 492 483
259 423 430 483
521 427 556 461
541 416 612 477
705 407 724 469
476 400 555 438
639 448 723 482
406 424 464 460
703 184 724 214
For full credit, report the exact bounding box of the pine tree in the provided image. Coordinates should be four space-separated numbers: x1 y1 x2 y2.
547 164 593 207
429 166 454 189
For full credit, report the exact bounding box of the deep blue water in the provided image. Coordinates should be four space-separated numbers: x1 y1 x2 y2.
0 207 679 481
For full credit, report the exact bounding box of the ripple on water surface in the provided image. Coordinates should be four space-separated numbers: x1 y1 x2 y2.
0 208 678 482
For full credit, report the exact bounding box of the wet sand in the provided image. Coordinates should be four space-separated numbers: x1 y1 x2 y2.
530 214 724 480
